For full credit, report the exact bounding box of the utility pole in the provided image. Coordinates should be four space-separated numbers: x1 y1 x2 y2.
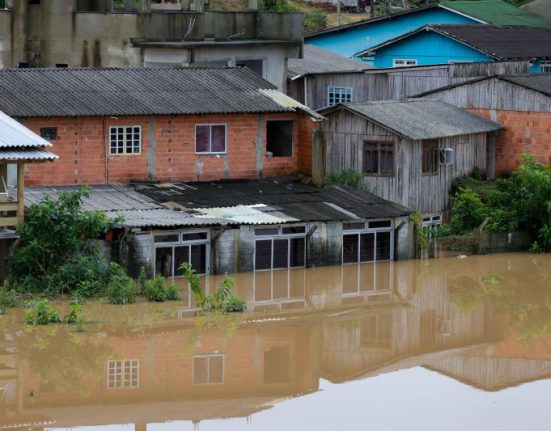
337 0 341 26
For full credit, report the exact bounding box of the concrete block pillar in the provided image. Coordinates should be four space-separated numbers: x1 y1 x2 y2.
312 129 325 187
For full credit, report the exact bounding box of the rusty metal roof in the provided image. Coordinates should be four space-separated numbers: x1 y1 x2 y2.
0 67 318 119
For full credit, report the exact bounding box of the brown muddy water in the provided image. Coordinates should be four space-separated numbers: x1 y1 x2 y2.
1 253 551 431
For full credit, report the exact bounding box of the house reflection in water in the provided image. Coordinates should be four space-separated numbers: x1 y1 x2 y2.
1 255 551 428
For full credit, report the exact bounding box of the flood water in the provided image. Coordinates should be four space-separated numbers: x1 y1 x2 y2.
1 253 551 430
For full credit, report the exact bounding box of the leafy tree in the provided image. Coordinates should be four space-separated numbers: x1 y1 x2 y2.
8 187 114 295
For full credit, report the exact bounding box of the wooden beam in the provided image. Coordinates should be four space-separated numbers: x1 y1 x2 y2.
0 202 18 212
0 217 18 227
16 162 24 224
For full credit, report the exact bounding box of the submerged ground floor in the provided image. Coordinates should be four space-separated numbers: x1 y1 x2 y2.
24 177 414 278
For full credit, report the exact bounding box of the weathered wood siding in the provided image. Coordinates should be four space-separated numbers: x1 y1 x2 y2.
322 109 486 214
288 61 531 110
418 77 551 112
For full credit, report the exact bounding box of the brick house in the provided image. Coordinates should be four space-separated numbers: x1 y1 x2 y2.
415 74 551 177
0 66 321 186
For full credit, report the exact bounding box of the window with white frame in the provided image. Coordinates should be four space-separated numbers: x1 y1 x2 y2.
342 220 393 264
392 59 418 68
154 231 209 277
422 214 442 240
109 126 141 155
327 86 353 106
193 354 224 385
107 360 139 389
254 226 306 271
540 61 551 73
195 124 227 154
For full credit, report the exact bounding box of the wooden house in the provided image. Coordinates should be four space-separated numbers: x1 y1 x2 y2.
358 25 551 71
287 52 529 110
318 99 502 219
415 74 551 177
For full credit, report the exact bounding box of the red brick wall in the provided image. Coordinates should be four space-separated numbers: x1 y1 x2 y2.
468 109 551 176
22 113 315 186
297 117 319 175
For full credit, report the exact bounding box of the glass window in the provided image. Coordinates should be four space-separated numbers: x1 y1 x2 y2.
359 233 375 262
195 124 226 154
154 233 180 243
363 142 394 175
343 222 366 231
290 237 305 267
327 86 353 106
190 244 206 274
255 239 273 270
109 126 141 155
540 61 551 73
154 231 209 277
393 59 418 68
255 228 279 236
343 234 359 264
422 140 439 175
368 220 392 229
282 226 306 235
40 127 57 141
273 239 289 269
182 232 208 241
376 231 391 261
155 247 173 278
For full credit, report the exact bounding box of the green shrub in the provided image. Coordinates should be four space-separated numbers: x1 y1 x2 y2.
325 169 368 191
137 267 147 292
304 10 327 32
225 295 248 313
106 263 136 305
64 302 83 324
0 285 17 312
143 276 167 302
165 282 181 301
24 300 61 325
258 0 298 12
448 187 487 235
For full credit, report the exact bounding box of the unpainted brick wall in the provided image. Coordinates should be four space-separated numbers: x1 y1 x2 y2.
23 112 315 185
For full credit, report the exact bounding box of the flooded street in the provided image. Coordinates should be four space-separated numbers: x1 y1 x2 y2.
1 253 551 431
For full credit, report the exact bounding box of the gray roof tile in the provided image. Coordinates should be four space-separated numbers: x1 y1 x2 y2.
288 45 371 78
0 66 317 118
320 99 502 140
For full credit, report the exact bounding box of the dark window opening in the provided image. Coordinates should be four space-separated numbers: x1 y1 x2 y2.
343 230 392 264
17 62 29 68
55 63 68 68
40 127 58 141
422 140 439 175
29 0 41 4
343 234 359 264
368 220 392 229
363 141 394 175
376 231 391 261
266 121 293 157
264 347 290 384
237 59 264 77
255 235 305 271
255 240 273 270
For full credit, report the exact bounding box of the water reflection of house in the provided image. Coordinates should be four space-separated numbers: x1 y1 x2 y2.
427 330 551 391
320 267 495 382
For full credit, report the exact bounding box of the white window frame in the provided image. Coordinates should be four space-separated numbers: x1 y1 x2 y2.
109 125 142 155
327 86 353 106
540 61 551 73
192 354 225 385
153 229 210 278
253 225 307 271
342 219 394 264
341 261 394 300
195 124 227 155
392 59 418 68
107 359 139 389
422 214 442 240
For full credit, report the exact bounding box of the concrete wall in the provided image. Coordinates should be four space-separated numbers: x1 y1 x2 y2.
22 112 310 186
0 1 302 89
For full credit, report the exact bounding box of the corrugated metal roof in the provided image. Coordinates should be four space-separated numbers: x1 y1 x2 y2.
430 25 551 60
259 89 324 120
0 67 318 119
441 0 551 28
107 209 227 228
0 147 58 161
288 45 371 78
134 177 411 221
0 110 52 148
194 204 297 225
320 99 502 140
